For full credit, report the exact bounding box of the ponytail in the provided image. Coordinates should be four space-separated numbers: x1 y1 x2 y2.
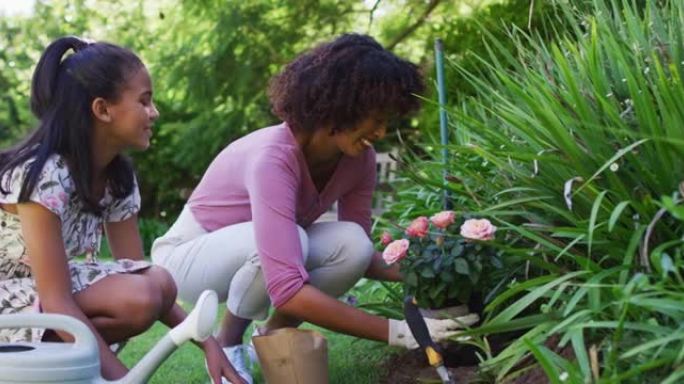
30 36 90 119
0 36 142 214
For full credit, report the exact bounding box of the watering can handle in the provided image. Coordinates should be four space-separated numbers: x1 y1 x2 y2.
0 313 98 352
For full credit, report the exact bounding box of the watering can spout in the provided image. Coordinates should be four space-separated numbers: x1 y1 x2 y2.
102 290 219 384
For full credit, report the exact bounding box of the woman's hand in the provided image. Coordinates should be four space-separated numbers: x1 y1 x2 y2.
202 337 247 384
387 314 480 349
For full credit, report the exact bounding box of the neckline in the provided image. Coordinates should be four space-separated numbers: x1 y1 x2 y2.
282 123 345 197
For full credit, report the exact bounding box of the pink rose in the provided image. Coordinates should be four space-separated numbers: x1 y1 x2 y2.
405 216 429 238
382 239 409 265
430 210 456 229
380 231 393 246
460 219 497 241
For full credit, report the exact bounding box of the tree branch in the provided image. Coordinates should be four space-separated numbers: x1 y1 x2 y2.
386 0 442 51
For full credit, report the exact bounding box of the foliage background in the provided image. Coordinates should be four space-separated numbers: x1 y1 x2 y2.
0 0 555 223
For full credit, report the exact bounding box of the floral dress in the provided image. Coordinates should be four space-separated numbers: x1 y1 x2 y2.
0 155 150 342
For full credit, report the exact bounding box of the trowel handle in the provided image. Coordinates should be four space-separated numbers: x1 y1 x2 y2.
0 313 97 353
403 296 440 357
403 296 455 384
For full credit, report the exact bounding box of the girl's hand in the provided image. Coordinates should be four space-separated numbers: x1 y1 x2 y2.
203 338 247 384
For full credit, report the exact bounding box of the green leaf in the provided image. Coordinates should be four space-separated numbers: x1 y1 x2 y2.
522 339 563 384
439 270 455 282
490 271 587 324
574 139 650 195
450 242 464 257
587 190 608 257
405 271 418 287
454 258 470 275
608 201 631 232
661 195 684 221
420 266 435 278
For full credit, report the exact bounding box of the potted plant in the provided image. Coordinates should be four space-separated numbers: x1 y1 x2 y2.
381 211 503 312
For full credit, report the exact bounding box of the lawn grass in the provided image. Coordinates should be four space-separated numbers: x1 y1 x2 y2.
119 306 396 383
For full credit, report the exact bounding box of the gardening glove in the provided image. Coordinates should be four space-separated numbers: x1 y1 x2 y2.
419 304 470 320
388 313 480 350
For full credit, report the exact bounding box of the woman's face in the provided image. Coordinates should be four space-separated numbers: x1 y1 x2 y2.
332 115 387 157
106 67 159 151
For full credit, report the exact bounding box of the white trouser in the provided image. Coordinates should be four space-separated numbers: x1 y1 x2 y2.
151 206 374 320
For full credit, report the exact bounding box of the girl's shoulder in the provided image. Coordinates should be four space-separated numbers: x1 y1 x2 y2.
0 153 74 217
1 154 73 198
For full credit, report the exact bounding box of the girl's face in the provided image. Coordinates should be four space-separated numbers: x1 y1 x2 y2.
332 115 387 157
106 67 159 151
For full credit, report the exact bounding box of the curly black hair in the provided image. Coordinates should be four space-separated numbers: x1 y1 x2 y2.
268 33 425 134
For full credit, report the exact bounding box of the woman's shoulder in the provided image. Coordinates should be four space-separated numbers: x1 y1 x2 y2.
224 123 300 165
235 123 297 150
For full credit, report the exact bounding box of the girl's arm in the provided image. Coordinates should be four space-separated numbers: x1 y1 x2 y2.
17 202 128 380
104 215 145 261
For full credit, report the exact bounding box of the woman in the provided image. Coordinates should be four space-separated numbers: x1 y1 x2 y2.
152 33 477 383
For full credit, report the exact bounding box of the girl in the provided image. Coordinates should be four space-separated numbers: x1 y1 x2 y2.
0 36 245 384
152 34 478 383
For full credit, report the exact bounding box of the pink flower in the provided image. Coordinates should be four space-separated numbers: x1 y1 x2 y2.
58 191 69 204
42 195 62 212
460 219 497 241
382 239 410 265
380 231 393 246
430 210 456 229
405 216 429 238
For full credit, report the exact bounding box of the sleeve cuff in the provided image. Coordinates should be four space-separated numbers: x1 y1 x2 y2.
268 264 309 308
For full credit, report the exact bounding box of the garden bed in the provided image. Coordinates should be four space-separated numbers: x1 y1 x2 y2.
380 332 561 384
380 348 478 384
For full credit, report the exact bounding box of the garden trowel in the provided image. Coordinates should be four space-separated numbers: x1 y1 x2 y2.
403 296 455 384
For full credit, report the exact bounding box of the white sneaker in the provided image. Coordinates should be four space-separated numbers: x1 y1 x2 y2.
205 345 253 384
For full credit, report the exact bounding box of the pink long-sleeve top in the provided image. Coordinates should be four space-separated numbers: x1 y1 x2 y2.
188 123 376 308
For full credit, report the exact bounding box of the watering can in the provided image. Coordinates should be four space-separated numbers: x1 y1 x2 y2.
0 289 219 383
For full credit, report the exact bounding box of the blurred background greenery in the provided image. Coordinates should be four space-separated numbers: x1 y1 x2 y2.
0 0 556 226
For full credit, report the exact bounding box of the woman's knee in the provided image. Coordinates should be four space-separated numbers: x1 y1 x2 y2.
334 222 374 270
297 225 309 261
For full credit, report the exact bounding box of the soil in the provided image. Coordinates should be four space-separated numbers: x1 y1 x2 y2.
379 334 575 384
379 347 479 384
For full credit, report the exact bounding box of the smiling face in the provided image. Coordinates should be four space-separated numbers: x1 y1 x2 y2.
105 67 159 150
332 115 387 157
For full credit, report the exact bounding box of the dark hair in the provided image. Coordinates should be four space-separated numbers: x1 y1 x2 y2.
0 36 145 213
268 33 425 134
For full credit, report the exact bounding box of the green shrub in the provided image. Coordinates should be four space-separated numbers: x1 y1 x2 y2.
388 0 684 382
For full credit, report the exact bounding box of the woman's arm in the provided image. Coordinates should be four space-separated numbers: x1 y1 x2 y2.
278 284 388 341
18 202 128 380
337 151 402 281
364 250 402 281
104 215 144 261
